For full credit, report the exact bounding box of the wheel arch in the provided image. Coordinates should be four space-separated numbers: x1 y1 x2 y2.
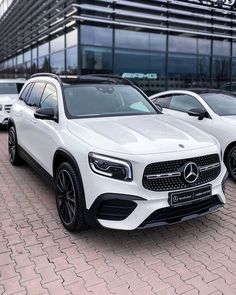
7 118 16 130
224 141 236 164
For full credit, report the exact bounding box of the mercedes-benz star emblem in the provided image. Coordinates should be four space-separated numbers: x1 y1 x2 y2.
183 162 199 184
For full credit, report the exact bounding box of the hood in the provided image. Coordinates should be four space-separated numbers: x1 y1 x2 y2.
67 114 216 155
0 94 18 105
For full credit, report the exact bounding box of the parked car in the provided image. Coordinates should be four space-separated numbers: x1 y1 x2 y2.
8 74 227 231
150 89 236 181
0 79 25 126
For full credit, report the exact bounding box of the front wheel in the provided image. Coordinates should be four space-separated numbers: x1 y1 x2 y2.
8 126 22 166
55 162 87 232
226 145 236 181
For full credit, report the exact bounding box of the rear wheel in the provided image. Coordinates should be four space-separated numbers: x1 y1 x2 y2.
8 126 22 166
226 145 236 181
55 162 87 231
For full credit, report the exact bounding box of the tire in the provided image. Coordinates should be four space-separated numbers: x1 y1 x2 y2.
55 162 87 232
226 145 236 181
8 126 22 166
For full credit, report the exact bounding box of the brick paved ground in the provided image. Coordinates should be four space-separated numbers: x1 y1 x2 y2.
1 128 236 295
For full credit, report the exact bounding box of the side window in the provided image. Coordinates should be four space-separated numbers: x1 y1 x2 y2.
19 83 33 101
155 95 172 108
40 83 58 115
169 94 204 113
16 83 25 93
26 82 46 107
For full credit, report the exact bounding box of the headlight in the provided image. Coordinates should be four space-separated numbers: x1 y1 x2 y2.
88 152 133 181
0 104 2 111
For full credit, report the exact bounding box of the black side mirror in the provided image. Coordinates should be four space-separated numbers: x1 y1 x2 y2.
188 108 207 120
34 107 56 121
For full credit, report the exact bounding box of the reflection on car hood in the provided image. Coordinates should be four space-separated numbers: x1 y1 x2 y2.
67 114 216 155
221 115 236 124
0 94 18 104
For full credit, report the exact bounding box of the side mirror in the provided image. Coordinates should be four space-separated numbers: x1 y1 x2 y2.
188 108 207 120
34 107 56 121
155 103 163 112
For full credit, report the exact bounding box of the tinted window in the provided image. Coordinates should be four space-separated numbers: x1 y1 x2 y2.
40 84 58 115
20 83 32 101
201 92 236 116
26 82 46 107
155 95 172 108
169 94 204 112
63 85 158 118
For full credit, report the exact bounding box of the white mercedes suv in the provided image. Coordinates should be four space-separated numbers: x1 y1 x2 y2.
8 73 227 231
0 79 25 126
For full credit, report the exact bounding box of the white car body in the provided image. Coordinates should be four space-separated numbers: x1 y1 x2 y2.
9 76 227 231
150 90 236 158
0 79 25 125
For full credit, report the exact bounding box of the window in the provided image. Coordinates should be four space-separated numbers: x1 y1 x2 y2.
50 35 65 53
212 57 230 88
20 83 32 101
26 82 46 107
0 82 23 94
81 25 112 47
66 29 77 48
168 94 204 113
213 40 230 56
66 46 77 75
51 51 65 75
169 36 197 54
155 95 172 108
40 84 58 115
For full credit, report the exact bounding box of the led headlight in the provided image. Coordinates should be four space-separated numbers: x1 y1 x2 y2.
88 152 133 181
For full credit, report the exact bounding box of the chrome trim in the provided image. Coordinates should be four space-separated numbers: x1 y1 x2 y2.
199 163 221 172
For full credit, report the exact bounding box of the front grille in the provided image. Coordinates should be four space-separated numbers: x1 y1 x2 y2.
143 154 221 191
96 199 137 221
4 105 12 113
139 196 222 228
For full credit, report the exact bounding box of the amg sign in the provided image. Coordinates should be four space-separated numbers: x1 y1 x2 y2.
200 0 236 6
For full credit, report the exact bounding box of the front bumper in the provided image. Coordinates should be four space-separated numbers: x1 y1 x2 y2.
86 169 227 231
0 112 9 125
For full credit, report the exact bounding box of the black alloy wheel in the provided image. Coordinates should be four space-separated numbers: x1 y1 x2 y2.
226 146 236 181
8 126 21 166
55 162 87 231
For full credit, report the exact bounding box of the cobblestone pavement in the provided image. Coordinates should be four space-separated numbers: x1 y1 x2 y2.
1 128 236 295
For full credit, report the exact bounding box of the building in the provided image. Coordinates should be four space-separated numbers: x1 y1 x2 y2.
0 0 236 95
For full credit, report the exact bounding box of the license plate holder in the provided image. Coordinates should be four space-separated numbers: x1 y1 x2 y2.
168 185 212 207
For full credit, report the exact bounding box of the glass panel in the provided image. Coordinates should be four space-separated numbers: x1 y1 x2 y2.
50 34 65 53
0 83 18 94
168 53 197 89
81 46 112 75
213 40 231 56
169 94 204 113
232 43 236 57
38 56 50 72
40 83 58 115
63 85 157 118
24 49 31 62
197 56 211 88
66 46 77 75
27 82 46 107
212 56 231 88
32 47 37 59
116 29 166 51
66 28 77 48
114 49 166 95
232 57 236 92
38 42 49 57
198 39 211 55
31 59 37 74
169 36 197 54
50 51 65 75
16 54 23 65
81 25 112 47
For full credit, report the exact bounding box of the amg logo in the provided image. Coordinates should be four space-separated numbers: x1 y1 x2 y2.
200 0 236 6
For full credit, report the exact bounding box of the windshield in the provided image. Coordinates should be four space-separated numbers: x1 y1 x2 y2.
63 84 158 119
200 92 236 116
0 82 24 95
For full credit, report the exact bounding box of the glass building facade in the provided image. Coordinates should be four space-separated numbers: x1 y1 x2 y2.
1 0 236 95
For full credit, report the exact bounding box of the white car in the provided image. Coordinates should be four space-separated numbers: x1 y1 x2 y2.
8 74 227 231
0 79 25 126
150 89 236 181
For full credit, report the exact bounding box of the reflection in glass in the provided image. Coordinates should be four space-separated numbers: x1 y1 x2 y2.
51 35 65 53
197 56 210 87
198 39 211 55
168 53 197 89
169 36 197 54
231 58 236 92
38 56 50 72
212 57 230 88
38 42 49 57
81 46 112 75
66 29 77 48
213 40 230 56
66 46 77 75
81 25 112 47
50 51 65 75
114 49 166 95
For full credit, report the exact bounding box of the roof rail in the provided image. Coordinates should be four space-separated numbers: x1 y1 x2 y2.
31 73 62 85
82 74 132 85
